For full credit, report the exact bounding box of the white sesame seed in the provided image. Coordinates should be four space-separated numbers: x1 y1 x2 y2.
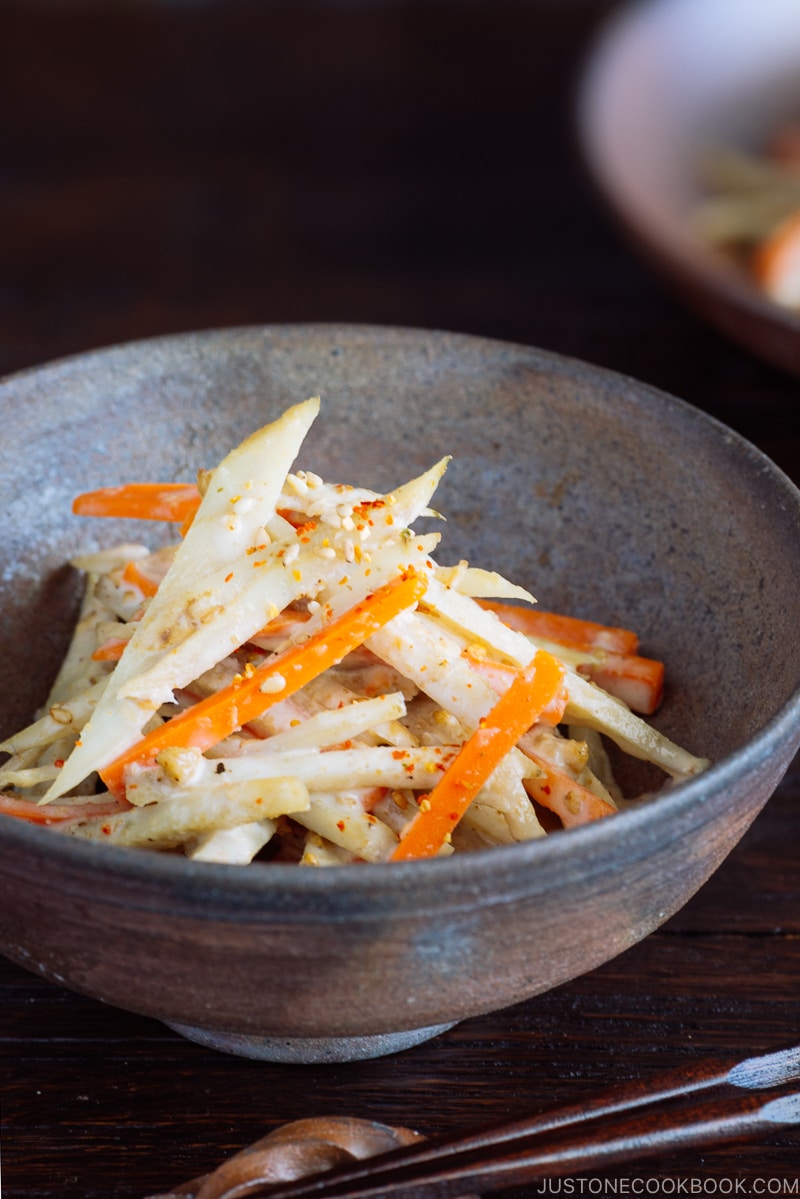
259 674 286 694
315 546 337 560
284 543 300 565
286 473 308 495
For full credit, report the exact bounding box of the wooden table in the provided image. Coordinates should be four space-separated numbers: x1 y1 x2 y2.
2 2 799 1193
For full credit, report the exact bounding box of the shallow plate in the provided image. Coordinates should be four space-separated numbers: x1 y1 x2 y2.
579 0 800 376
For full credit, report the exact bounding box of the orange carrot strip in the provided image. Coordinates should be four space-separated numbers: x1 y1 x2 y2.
466 644 663 717
581 653 664 716
752 206 800 307
478 600 639 655
0 794 129 826
72 482 201 523
92 638 129 662
100 569 428 798
520 749 616 827
122 559 160 598
391 650 567 861
464 654 565 727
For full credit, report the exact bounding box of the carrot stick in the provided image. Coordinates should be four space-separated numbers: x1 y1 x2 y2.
72 483 201 523
752 206 800 307
520 750 616 827
466 644 663 716
122 559 160 598
391 650 567 861
100 569 428 798
478 600 639 655
0 794 129 826
92 638 129 662
583 652 664 716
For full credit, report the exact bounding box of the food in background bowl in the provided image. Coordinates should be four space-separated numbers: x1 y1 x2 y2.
0 398 707 866
1 325 798 1062
579 0 800 375
695 125 800 309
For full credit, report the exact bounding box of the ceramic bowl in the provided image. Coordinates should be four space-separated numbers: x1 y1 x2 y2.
2 324 800 1064
579 0 800 376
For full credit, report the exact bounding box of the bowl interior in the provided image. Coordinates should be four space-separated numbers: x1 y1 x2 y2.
2 323 800 778
579 0 800 370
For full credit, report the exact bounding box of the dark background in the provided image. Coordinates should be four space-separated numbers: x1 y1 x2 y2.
2 1 799 1195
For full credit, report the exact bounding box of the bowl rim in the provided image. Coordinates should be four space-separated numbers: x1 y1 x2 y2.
2 321 800 910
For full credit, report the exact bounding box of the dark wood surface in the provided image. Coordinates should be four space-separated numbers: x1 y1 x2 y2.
2 2 799 1194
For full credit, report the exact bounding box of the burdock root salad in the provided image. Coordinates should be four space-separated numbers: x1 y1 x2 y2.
0 398 709 864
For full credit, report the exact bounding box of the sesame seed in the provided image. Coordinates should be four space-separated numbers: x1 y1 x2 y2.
286 473 308 495
49 705 74 726
259 673 286 694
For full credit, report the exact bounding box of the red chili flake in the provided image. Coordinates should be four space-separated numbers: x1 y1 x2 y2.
53 759 64 768
224 572 234 583
391 749 408 760
101 824 112 836
336 820 346 832
542 784 552 795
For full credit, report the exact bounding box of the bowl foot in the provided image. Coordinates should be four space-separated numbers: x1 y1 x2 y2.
166 1019 457 1063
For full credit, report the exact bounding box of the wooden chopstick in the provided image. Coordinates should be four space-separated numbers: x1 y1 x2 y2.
160 1045 800 1199
248 1087 799 1199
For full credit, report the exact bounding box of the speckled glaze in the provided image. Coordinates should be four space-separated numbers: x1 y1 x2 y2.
2 325 800 1062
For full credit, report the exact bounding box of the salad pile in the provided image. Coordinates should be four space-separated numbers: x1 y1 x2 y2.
0 398 709 865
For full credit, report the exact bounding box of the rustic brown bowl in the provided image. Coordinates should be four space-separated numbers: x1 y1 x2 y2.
579 0 800 377
2 324 800 1063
